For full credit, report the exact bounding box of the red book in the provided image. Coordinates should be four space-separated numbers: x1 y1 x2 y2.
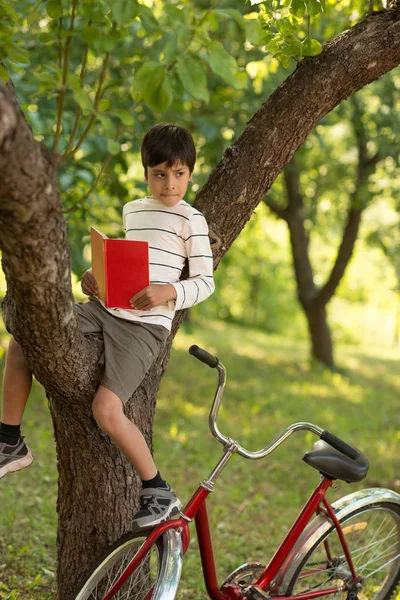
90 227 149 309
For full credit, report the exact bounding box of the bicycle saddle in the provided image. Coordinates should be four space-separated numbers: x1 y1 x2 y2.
302 440 369 483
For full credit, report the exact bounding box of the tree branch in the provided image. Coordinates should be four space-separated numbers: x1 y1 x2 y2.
195 7 400 268
68 24 116 158
0 83 92 401
62 24 91 157
318 207 363 306
317 97 375 306
53 0 79 154
263 197 288 220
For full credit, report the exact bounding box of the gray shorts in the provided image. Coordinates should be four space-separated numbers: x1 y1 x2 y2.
75 299 168 404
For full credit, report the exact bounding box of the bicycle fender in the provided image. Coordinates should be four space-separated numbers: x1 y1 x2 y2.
271 487 400 594
153 528 183 600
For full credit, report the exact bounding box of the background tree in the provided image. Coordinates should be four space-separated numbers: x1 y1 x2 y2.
1 1 400 598
262 82 400 367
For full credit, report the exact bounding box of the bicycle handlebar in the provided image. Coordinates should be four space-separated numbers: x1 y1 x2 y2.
189 345 360 461
189 345 219 368
320 430 360 460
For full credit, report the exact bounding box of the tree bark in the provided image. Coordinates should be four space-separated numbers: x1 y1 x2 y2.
1 7 400 598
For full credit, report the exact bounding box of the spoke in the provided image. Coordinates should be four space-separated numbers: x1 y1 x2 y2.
356 539 399 575
350 530 398 561
359 543 399 573
359 552 400 579
353 514 388 568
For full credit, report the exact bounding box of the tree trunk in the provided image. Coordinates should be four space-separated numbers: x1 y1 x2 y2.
284 203 335 367
304 300 334 367
1 7 400 598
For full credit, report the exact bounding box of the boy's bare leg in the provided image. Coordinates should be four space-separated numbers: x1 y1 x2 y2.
1 337 32 425
92 385 157 480
0 338 34 478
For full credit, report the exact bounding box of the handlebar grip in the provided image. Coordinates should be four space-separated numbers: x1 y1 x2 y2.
321 430 360 460
189 345 219 368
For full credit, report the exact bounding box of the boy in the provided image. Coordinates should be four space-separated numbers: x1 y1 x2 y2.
0 123 215 530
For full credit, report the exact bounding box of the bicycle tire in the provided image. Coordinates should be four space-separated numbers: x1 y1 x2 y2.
286 501 400 600
75 530 168 600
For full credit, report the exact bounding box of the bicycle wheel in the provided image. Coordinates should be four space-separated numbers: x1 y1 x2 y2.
75 531 165 600
287 502 400 600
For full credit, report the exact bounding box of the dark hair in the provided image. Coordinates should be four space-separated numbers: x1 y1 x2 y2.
141 123 196 174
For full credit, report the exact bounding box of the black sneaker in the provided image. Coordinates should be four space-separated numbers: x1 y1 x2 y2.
0 437 34 479
132 485 182 532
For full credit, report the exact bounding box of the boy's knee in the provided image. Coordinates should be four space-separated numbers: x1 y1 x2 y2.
92 392 123 431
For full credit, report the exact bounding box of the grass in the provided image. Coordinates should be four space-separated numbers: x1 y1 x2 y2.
0 319 399 599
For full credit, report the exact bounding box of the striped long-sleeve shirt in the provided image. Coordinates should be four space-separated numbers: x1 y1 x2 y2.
103 196 215 331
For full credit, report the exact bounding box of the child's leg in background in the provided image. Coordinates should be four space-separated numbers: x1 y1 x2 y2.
0 337 34 477
1 337 32 427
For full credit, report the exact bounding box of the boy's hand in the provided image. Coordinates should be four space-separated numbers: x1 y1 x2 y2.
81 269 99 296
130 284 177 310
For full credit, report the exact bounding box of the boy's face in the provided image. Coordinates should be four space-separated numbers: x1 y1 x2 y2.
145 161 192 206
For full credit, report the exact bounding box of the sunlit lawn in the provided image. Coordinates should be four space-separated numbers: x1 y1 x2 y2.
0 319 399 599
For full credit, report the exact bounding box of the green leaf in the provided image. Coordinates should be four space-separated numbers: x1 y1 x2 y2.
0 63 10 82
302 37 322 56
27 8 40 25
281 36 302 57
82 3 106 23
305 0 322 16
98 114 114 131
72 89 93 111
210 9 245 30
35 71 57 84
76 168 94 185
131 61 164 102
1 2 19 22
66 73 82 90
98 98 111 111
109 109 134 125
5 43 29 64
164 5 186 24
234 71 249 91
147 73 173 113
46 0 62 19
137 4 160 33
38 32 54 43
111 0 139 26
277 18 297 36
176 55 209 103
275 53 293 68
245 19 266 46
290 0 306 17
266 36 281 54
107 140 121 156
131 62 173 113
162 35 179 63
207 41 240 88
82 25 99 42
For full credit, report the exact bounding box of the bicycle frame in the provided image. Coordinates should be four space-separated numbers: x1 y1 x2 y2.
100 352 368 600
102 451 359 600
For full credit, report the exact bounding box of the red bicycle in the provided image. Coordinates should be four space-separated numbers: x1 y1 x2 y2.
76 345 400 600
